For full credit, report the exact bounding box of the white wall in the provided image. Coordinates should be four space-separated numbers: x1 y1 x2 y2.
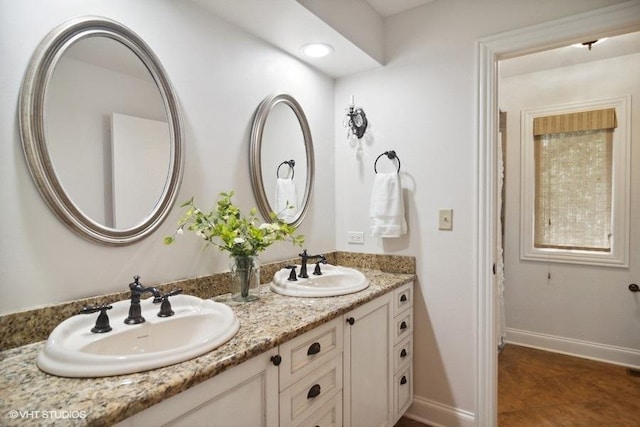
0 0 335 313
334 0 628 422
500 53 640 363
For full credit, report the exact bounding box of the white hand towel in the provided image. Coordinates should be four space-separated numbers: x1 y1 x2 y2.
275 178 297 222
369 172 407 238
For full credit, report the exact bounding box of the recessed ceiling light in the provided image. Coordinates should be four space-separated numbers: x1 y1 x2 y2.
301 43 334 58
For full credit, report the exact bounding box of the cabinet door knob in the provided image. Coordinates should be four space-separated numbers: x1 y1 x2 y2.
400 294 407 302
400 321 408 330
400 375 407 385
307 342 321 356
400 348 407 358
270 355 282 366
307 384 321 399
346 317 355 325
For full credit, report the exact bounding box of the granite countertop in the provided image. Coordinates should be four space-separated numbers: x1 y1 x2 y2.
0 268 414 426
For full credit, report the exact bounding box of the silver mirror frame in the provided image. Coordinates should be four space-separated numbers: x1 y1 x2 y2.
249 93 314 227
19 16 184 246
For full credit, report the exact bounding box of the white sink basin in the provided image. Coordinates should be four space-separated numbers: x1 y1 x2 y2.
37 294 239 378
270 264 369 297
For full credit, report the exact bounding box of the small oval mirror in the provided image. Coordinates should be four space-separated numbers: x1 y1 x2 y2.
250 94 314 226
19 16 184 245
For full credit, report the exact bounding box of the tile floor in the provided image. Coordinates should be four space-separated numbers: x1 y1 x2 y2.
499 344 640 426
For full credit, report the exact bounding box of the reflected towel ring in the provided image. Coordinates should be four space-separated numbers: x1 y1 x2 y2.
277 159 295 179
374 151 401 173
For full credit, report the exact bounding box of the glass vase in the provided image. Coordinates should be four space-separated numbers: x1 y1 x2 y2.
230 255 260 302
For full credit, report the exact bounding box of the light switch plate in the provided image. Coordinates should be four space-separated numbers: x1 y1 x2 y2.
439 209 453 230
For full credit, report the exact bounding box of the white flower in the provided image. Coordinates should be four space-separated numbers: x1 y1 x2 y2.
233 237 245 244
259 223 279 232
177 228 184 235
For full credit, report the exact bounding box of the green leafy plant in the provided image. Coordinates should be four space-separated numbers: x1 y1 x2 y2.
164 191 304 257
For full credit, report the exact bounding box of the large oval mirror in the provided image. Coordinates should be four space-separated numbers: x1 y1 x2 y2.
19 16 184 245
250 94 314 227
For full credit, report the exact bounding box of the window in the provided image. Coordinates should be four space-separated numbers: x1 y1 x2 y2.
520 97 630 267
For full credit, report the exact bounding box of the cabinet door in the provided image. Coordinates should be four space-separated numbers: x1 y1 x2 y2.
343 294 393 427
115 349 279 427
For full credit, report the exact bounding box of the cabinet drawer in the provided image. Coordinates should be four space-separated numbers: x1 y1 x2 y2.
393 365 413 422
296 390 342 427
393 336 413 373
393 283 413 316
393 310 413 344
279 317 343 391
280 357 343 427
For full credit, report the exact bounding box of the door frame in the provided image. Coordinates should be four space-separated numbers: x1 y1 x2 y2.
474 2 640 425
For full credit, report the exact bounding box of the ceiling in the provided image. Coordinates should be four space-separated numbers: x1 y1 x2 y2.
192 0 436 77
365 0 434 17
500 31 640 77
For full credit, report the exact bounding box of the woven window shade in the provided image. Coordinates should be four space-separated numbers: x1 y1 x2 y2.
533 108 617 136
534 130 613 251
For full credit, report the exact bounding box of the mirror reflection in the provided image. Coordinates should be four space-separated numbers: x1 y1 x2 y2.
260 103 308 222
250 93 314 227
45 37 171 229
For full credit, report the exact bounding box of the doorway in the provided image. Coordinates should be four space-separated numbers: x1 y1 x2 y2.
475 2 640 425
496 31 640 424
498 32 640 358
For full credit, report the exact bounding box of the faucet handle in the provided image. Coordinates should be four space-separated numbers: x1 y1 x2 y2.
285 265 298 281
80 304 113 333
298 249 308 258
157 289 183 317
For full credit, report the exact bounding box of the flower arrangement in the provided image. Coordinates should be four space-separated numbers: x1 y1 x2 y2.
164 191 304 257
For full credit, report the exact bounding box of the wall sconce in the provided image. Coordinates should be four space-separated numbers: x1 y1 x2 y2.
344 96 368 139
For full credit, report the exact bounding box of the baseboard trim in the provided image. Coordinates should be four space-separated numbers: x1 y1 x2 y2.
506 328 640 369
404 395 475 427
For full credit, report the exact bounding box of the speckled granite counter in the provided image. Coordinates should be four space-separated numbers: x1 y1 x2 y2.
0 266 415 426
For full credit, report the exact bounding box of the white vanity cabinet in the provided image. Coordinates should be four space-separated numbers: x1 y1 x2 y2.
278 317 344 427
391 283 414 424
115 348 279 427
343 281 414 427
116 282 414 427
343 292 394 427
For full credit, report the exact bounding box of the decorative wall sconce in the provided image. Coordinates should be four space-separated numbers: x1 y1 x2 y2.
344 96 368 139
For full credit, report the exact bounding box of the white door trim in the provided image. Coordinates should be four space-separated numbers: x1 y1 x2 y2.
475 2 640 425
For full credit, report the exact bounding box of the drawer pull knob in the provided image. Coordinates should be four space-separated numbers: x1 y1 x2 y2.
400 294 407 302
346 317 355 325
400 321 408 330
400 376 407 385
307 384 321 399
270 355 282 366
307 342 321 356
400 348 407 358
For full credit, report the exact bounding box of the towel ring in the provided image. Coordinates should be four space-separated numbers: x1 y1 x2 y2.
374 151 401 174
277 159 295 179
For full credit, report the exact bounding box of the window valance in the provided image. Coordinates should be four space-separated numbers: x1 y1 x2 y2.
533 108 617 135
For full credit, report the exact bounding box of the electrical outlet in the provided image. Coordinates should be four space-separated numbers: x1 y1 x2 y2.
348 231 365 244
438 209 453 230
